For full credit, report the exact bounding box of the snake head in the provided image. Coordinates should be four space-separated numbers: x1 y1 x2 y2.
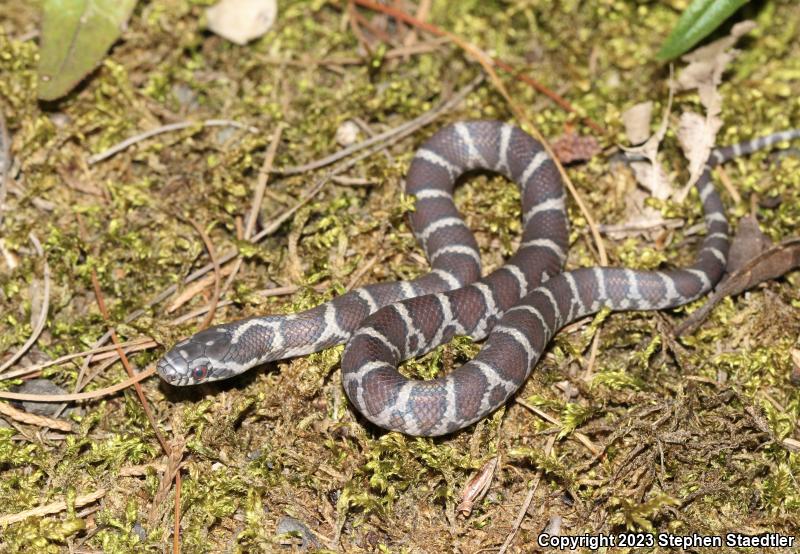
157 326 240 386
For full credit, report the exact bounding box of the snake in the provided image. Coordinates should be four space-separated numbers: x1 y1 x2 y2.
157 120 800 436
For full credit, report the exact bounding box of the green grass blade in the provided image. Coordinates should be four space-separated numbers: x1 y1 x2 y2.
656 0 750 60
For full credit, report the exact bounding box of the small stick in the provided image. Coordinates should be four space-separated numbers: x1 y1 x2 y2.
279 76 480 175
167 265 235 313
351 0 606 136
168 300 234 327
598 218 684 234
498 435 556 554
0 488 107 526
0 366 154 401
219 124 285 302
0 338 156 382
345 255 381 290
515 398 601 456
186 219 221 330
0 109 9 225
245 125 285 239
0 401 73 432
87 119 258 165
714 165 741 204
0 233 51 374
173 471 182 554
90 271 168 452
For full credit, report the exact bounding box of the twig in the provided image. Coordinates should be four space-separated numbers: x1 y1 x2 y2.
279 75 481 175
0 365 154 401
246 125 285 238
168 300 234 327
0 338 156 382
714 164 741 204
351 0 606 136
174 471 182 554
345 255 381 290
598 218 684 234
402 0 431 49
0 488 107 526
148 436 186 526
186 219 221 330
0 108 9 226
583 329 602 379
78 342 157 394
90 271 168 453
220 125 285 301
0 401 73 432
260 38 449 68
167 265 235 313
498 435 556 554
0 233 50 374
87 119 258 165
515 398 601 456
347 0 373 55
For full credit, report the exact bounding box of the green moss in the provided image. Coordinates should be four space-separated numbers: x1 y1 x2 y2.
0 0 799 550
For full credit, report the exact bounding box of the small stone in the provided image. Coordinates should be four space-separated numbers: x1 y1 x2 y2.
335 120 361 147
17 379 68 416
206 0 277 46
132 522 147 541
276 516 319 550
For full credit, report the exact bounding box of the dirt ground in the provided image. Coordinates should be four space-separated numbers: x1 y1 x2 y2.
0 1 799 552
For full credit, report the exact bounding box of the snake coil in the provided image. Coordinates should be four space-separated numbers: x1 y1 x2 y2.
158 120 800 436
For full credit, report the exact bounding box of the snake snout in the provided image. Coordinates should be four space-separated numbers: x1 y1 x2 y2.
156 354 190 386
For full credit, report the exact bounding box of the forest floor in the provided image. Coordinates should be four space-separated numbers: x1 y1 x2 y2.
0 1 799 552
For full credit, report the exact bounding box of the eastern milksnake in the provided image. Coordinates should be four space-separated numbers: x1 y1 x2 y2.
157 120 800 436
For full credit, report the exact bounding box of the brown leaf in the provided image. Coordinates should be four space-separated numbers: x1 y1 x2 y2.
621 101 653 145
790 348 800 386
726 215 774 273
675 237 800 336
677 110 722 194
551 132 601 164
676 20 757 110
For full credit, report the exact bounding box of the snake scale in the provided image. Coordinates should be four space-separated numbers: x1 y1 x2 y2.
157 120 800 436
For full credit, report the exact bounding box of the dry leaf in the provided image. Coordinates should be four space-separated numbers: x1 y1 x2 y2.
621 101 653 145
206 0 277 45
628 159 673 200
551 132 601 164
791 348 800 386
617 95 675 236
677 20 756 108
726 215 773 273
677 110 722 195
621 80 675 200
675 237 800 336
674 20 756 199
457 457 498 517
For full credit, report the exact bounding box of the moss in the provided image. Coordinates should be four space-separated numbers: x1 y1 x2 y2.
0 0 799 551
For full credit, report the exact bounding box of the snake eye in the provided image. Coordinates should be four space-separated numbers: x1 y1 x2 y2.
192 365 209 381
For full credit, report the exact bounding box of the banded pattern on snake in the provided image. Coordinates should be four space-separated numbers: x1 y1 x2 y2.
157 120 800 436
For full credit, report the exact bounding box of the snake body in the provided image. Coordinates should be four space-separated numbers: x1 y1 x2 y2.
157 120 800 436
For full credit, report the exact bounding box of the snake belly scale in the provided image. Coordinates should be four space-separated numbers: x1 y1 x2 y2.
157 120 800 437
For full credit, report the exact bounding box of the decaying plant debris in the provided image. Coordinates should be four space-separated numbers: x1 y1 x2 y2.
1 1 799 552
